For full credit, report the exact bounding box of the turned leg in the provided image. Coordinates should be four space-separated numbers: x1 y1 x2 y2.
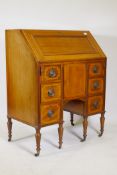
81 116 88 142
70 113 74 126
58 123 63 149
99 113 105 137
35 128 41 157
7 117 12 142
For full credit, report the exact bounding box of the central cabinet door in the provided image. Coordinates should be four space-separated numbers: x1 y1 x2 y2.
64 63 86 99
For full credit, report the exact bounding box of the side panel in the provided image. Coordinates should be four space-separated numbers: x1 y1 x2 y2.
6 30 38 126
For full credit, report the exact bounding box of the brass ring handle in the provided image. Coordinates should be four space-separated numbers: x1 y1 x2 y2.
48 89 55 97
93 101 99 109
93 65 98 73
48 110 54 117
49 68 56 78
93 81 99 89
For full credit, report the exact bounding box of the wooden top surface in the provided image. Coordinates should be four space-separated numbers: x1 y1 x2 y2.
9 30 106 62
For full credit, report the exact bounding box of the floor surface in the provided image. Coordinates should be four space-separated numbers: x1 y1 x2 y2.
0 112 116 175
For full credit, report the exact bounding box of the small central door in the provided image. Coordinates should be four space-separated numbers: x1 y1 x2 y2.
64 63 86 99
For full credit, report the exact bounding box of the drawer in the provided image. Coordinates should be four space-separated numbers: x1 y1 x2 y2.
88 96 103 115
88 78 104 95
41 83 61 102
89 63 105 77
41 103 60 125
41 65 61 82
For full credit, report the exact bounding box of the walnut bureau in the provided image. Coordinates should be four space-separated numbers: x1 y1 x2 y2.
6 30 107 156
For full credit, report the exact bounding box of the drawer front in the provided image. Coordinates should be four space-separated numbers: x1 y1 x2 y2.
88 78 104 95
41 103 60 125
41 83 61 102
88 96 103 115
89 63 104 77
41 65 61 82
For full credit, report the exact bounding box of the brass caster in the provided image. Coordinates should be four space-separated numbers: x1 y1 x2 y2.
98 132 103 137
71 123 75 126
59 145 62 149
80 136 86 142
80 139 86 142
35 152 39 157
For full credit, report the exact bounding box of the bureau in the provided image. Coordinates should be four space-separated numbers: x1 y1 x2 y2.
6 30 107 156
